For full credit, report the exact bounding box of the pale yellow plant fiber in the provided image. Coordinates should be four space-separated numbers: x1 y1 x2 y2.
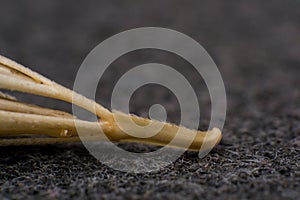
0 55 221 151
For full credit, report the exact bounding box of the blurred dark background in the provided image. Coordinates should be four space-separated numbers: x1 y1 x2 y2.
0 1 299 199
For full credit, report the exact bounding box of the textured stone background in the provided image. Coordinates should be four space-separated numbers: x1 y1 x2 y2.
0 0 299 199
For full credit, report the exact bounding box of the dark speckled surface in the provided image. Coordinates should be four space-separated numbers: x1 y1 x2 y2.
0 1 299 199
